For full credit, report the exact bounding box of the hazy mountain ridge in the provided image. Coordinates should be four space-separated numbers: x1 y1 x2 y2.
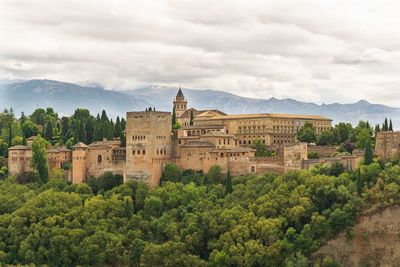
0 79 151 117
0 80 398 126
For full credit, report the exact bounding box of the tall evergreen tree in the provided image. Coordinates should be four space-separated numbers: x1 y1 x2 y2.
44 121 54 141
383 117 388 131
94 114 103 141
225 171 233 194
86 117 95 144
101 110 108 122
121 118 126 132
364 139 373 165
114 116 122 138
76 119 87 143
60 117 70 143
389 119 393 132
190 110 194 126
172 107 177 126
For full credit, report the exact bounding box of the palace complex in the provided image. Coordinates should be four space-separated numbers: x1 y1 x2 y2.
9 89 370 187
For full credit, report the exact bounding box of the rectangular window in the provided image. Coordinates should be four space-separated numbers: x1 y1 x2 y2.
142 150 146 155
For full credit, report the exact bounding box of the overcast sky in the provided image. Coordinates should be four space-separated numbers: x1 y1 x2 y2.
1 0 400 105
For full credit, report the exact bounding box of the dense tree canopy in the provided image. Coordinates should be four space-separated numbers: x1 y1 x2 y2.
297 122 317 143
0 108 126 156
0 159 398 266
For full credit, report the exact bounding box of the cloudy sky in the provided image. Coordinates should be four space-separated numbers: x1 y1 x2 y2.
1 0 400 105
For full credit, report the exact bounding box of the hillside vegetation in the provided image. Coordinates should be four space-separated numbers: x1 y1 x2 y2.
0 159 400 266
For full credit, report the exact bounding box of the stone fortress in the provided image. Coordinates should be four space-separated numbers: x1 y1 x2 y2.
8 89 376 187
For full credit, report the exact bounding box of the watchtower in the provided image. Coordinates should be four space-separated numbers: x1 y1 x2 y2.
125 110 172 186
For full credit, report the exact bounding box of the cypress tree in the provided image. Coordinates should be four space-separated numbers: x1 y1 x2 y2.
225 171 233 194
94 114 103 141
364 139 373 165
121 118 126 131
86 117 95 144
44 121 54 141
190 110 194 126
172 107 177 126
114 116 122 138
77 119 87 143
383 117 388 131
389 119 393 132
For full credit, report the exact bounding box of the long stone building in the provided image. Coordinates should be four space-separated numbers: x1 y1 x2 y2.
8 89 334 187
120 89 332 187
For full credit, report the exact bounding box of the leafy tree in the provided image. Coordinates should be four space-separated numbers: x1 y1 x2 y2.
297 122 316 143
207 165 224 184
11 136 24 146
355 128 371 149
30 136 49 183
308 151 319 159
30 108 46 129
317 130 335 145
161 163 182 183
329 161 344 177
250 139 273 157
21 120 38 139
389 119 393 132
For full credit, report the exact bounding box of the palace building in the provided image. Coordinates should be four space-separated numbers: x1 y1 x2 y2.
8 89 333 187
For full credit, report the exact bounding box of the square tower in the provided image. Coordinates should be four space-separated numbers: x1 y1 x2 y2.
125 110 172 186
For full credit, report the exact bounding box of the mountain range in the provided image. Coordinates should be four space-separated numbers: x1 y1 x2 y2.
0 79 398 127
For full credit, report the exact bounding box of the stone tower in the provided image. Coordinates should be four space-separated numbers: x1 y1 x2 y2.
71 142 88 184
125 110 172 187
173 87 187 118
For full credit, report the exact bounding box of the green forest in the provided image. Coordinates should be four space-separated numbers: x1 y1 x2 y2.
0 157 400 266
0 107 126 158
0 107 398 266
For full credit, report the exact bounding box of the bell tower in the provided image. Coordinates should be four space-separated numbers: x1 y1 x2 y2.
173 86 188 118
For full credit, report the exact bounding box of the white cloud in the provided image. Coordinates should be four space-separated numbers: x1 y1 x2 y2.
1 0 400 105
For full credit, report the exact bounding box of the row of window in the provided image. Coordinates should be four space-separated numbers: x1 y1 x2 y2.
157 149 167 155
132 150 146 155
175 104 186 110
218 138 231 145
132 136 146 140
156 136 167 139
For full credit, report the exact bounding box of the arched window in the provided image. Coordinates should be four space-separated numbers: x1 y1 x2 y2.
97 155 102 164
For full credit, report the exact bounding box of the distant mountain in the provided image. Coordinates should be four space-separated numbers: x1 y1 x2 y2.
0 79 398 127
0 79 151 117
128 85 400 126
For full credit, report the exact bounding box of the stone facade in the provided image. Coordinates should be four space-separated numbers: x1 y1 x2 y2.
125 111 172 187
71 139 125 184
8 141 71 177
7 89 336 186
284 143 363 172
375 131 400 161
